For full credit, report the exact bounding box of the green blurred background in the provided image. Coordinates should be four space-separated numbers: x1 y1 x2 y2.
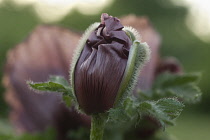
0 0 210 140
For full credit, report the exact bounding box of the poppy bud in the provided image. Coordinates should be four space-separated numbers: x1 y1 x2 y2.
71 13 150 115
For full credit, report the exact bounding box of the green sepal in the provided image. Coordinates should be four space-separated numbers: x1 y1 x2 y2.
123 26 140 42
114 40 150 107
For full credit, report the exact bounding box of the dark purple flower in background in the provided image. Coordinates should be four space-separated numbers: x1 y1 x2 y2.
3 26 90 139
74 13 132 114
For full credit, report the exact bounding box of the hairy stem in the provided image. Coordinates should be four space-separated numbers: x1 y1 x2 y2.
90 114 107 140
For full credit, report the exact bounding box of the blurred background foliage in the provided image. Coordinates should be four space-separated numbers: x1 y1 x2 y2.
0 0 210 140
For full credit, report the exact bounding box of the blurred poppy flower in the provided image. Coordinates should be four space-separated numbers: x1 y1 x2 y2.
2 26 90 139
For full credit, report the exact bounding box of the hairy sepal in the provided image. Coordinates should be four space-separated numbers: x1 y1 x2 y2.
114 39 150 108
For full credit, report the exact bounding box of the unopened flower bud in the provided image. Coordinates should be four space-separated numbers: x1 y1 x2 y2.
71 13 150 114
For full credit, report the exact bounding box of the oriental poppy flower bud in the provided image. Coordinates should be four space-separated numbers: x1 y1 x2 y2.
71 13 150 115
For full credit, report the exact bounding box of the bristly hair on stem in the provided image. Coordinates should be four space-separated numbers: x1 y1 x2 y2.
90 114 108 140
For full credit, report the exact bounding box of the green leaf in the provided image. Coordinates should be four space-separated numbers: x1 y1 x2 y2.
166 84 201 104
139 73 202 104
27 76 75 105
138 98 184 129
108 97 139 123
63 95 72 107
156 98 184 119
108 108 130 123
49 75 69 87
49 76 75 98
28 75 74 95
28 81 67 93
153 72 201 88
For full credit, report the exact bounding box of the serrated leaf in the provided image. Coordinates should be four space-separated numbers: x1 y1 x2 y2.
153 73 201 88
28 81 66 93
140 73 202 104
28 75 74 97
29 81 73 97
156 98 184 119
28 79 75 103
138 98 184 129
28 76 76 107
108 108 130 123
166 84 201 103
108 97 140 123
122 97 137 118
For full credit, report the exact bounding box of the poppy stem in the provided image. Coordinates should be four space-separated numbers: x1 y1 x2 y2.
90 114 107 140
